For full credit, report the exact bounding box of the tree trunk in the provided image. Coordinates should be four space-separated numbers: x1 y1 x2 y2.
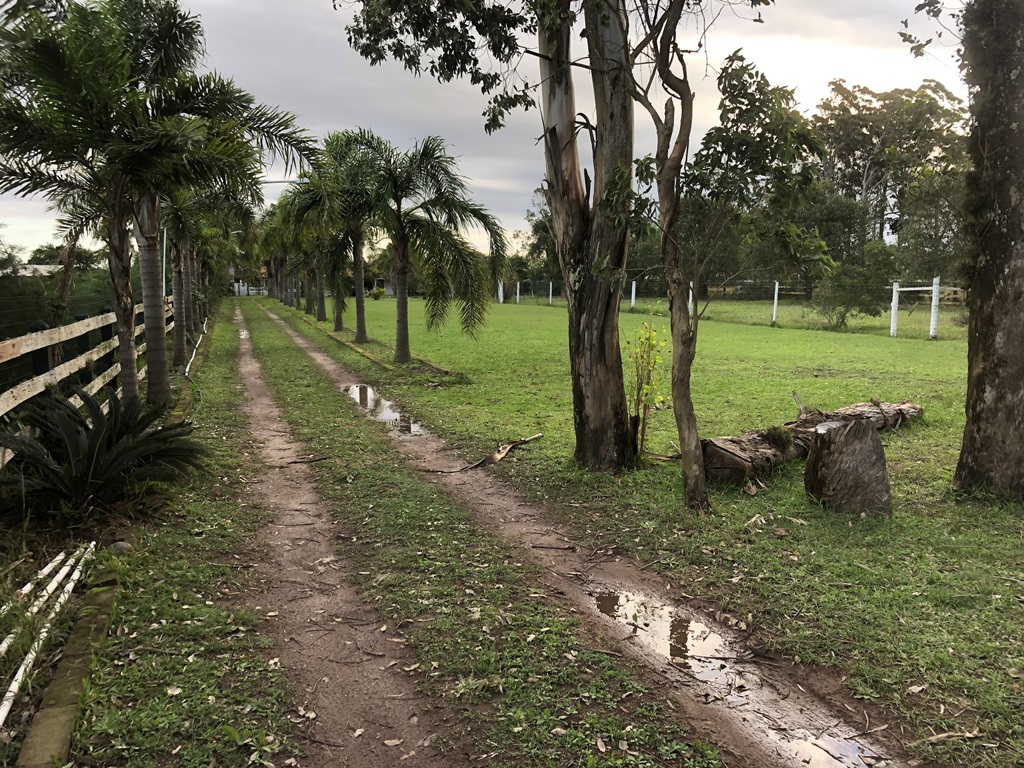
105 191 139 400
304 271 315 315
538 0 636 472
190 249 202 333
333 293 344 331
353 232 368 343
172 242 186 367
668 287 707 508
805 419 892 516
51 227 83 327
954 0 1024 497
394 248 411 364
182 244 196 340
701 400 923 484
133 193 172 405
638 2 705 507
315 266 327 321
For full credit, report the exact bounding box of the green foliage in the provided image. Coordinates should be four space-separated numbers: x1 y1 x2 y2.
679 52 829 288
369 286 385 300
0 389 209 520
812 241 896 330
624 323 667 456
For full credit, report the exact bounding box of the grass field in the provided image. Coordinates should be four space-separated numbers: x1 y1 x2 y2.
268 295 1023 767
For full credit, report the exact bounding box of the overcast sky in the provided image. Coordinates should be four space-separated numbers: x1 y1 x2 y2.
0 0 968 254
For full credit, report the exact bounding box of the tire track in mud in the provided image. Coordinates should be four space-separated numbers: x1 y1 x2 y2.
259 305 915 768
232 307 473 768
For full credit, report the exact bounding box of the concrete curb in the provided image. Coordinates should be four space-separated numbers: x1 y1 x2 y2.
15 568 120 768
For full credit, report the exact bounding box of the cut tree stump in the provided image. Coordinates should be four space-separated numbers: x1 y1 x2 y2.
700 400 922 484
804 419 892 516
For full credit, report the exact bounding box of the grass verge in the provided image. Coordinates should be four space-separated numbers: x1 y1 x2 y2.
68 310 296 768
263 296 1023 767
241 299 723 768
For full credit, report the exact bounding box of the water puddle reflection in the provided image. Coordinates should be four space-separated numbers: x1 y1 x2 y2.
345 385 422 435
594 588 891 767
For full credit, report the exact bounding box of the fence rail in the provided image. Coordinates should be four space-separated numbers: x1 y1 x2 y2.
0 299 173 467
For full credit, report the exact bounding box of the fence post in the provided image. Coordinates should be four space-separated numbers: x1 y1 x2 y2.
516 281 520 304
929 276 941 340
549 282 553 305
631 280 637 309
772 281 780 327
890 282 900 337
498 280 504 304
28 320 52 376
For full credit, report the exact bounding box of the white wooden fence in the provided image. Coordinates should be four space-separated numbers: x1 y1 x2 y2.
0 299 173 467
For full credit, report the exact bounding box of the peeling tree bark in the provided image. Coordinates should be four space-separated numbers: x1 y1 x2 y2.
539 0 636 472
954 0 1024 498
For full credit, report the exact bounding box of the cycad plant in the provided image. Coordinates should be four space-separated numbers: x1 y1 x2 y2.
0 389 208 520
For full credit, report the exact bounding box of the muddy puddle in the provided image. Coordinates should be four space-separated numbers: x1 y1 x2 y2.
345 384 423 435
593 587 892 767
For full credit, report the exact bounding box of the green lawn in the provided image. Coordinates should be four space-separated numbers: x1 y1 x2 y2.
269 295 1023 768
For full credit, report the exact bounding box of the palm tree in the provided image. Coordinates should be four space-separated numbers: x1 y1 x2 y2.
0 0 313 404
351 130 508 364
289 131 379 341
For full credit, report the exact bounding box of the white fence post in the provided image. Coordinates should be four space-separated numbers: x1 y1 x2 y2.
497 281 504 304
890 282 900 337
516 281 520 304
929 276 941 340
631 280 636 309
549 282 553 305
772 281 780 326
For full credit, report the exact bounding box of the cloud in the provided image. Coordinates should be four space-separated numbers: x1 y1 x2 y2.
0 0 967 252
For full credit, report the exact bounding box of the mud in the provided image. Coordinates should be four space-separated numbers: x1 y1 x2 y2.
260 306 910 768
233 307 473 767
345 384 423 435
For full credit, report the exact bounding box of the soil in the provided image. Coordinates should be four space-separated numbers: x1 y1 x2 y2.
233 308 474 767
248 306 931 768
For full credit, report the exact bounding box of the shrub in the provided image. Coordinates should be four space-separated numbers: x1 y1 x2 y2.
0 389 209 521
369 287 386 300
812 241 895 330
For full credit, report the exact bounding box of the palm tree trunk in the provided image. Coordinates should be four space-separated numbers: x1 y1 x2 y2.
190 249 202 332
333 294 344 331
293 274 302 309
394 249 411 364
106 195 139 401
315 266 327 321
182 245 196 339
353 233 368 343
304 270 315 315
172 242 186 367
133 193 172 405
51 226 84 328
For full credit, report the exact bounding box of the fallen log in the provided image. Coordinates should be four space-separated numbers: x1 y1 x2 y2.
701 400 923 485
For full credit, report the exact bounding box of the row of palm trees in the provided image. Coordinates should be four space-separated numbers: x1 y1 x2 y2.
0 0 313 404
1 0 509 393
260 129 508 365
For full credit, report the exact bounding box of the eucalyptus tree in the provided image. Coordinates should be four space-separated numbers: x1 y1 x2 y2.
350 130 506 365
953 0 1024 497
344 0 634 469
0 0 312 404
